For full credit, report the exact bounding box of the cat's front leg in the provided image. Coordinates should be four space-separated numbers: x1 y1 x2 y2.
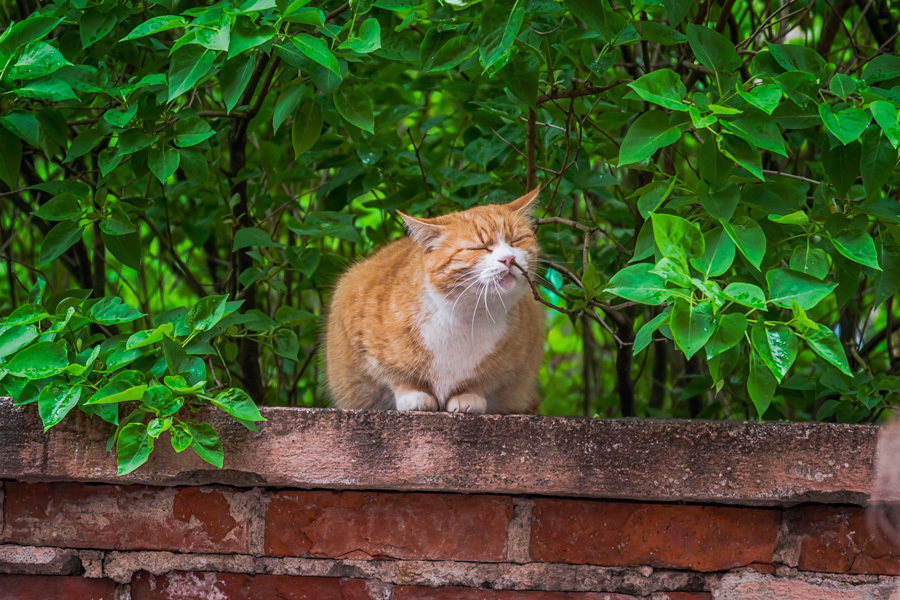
393 386 439 412
447 392 487 414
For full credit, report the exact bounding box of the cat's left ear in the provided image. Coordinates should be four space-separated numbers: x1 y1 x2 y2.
505 186 541 217
398 212 443 250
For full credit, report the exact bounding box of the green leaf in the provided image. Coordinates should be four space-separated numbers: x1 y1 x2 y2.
477 0 527 70
748 348 777 418
860 126 899 197
32 193 81 221
117 422 152 475
6 303 48 325
627 69 687 111
174 117 215 147
0 16 63 55
170 422 192 452
722 112 787 157
819 103 870 146
829 228 880 271
148 147 181 183
292 99 323 158
189 422 224 467
633 309 670 355
606 263 670 305
641 21 686 45
652 212 704 261
670 299 715 360
342 18 381 54
9 41 72 80
766 41 826 81
862 55 900 83
233 227 283 250
698 182 739 222
619 110 682 167
274 328 300 361
767 268 837 309
737 83 781 115
121 16 187 41
751 321 798 382
829 74 857 101
39 220 84 267
0 325 39 358
789 246 829 280
86 381 148 404
821 140 861 197
334 84 375 133
188 295 229 331
706 313 746 359
804 323 852 376
286 247 321 277
0 110 40 146
291 33 340 75
228 17 275 59
870 101 900 149
14 79 77 101
211 388 265 421
719 134 763 180
501 50 538 106
89 296 145 325
143 384 183 417
687 23 740 74
126 323 174 350
768 211 808 225
168 46 216 101
651 257 691 288
5 341 68 378
875 246 900 308
0 128 22 188
424 35 476 72
220 54 256 114
723 216 766 269
690 227 735 278
38 383 82 431
80 9 118 49
103 231 141 271
273 84 305 134
723 282 766 310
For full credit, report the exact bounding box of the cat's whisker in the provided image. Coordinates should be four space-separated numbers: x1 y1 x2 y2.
483 282 496 324
449 277 484 319
493 280 508 313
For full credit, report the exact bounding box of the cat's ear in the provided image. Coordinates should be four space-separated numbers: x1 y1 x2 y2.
398 212 443 249
506 186 541 217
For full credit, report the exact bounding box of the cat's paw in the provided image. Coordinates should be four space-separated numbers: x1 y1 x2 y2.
395 391 439 411
447 393 487 414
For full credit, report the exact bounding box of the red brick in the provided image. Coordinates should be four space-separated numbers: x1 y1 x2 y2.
265 490 511 561
529 500 779 571
3 482 250 553
659 594 712 600
392 589 638 600
0 575 116 599
131 571 370 600
791 506 900 575
716 572 896 599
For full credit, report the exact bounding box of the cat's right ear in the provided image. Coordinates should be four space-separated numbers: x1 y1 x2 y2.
398 212 443 250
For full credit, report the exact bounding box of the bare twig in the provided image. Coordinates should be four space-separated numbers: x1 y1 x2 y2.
536 79 633 105
407 129 430 200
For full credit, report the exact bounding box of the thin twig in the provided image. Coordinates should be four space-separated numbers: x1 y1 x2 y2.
407 129 430 200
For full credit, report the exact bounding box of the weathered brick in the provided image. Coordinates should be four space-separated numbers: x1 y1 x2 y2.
529 500 779 571
789 506 900 575
714 572 897 599
131 571 370 600
0 575 116 599
392 589 639 600
265 490 511 561
654 593 712 600
3 482 250 553
0 544 82 575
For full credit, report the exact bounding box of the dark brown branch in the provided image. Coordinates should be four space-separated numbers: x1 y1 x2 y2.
407 129 430 200
536 79 633 105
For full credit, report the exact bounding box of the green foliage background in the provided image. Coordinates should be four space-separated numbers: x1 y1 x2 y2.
1 0 900 472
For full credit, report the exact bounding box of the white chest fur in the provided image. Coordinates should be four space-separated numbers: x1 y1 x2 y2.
418 289 508 404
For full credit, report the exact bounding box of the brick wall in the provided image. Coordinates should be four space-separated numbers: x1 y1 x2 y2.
0 399 898 599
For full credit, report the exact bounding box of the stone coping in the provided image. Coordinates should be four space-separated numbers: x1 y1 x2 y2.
0 397 882 506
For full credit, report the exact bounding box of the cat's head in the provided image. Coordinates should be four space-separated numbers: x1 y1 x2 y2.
398 187 541 308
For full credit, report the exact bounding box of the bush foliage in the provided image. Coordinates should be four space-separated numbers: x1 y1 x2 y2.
1 0 899 472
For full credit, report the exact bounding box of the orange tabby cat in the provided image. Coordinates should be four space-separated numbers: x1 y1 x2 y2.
325 188 544 414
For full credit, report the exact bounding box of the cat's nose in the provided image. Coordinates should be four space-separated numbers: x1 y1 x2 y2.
498 255 515 270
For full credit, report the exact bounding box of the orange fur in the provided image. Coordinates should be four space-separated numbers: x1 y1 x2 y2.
325 188 545 414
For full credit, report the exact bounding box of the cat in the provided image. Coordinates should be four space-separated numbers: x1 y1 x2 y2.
324 187 544 414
